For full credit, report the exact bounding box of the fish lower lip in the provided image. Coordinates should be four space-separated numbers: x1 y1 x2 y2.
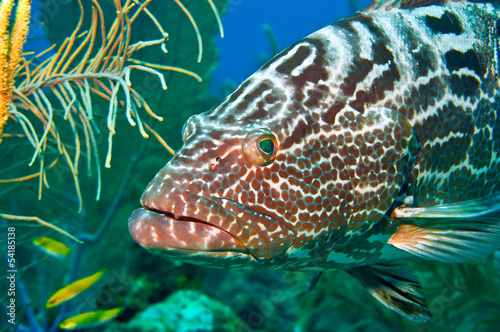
128 208 248 253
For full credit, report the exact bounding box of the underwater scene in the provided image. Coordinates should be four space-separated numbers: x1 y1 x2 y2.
1 0 500 331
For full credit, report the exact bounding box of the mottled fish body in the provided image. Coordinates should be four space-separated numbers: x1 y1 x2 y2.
129 0 500 321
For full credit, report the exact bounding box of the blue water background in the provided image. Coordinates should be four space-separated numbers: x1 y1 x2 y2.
211 0 373 94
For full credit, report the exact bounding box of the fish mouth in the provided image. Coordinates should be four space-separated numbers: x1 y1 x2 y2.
129 208 248 254
128 184 295 261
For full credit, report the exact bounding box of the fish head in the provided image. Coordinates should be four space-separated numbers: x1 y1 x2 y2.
129 33 419 270
129 80 300 270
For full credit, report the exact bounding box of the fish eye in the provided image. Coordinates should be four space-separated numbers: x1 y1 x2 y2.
242 129 278 166
258 138 275 157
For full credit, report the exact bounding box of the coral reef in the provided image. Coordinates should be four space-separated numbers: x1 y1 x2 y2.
108 289 248 332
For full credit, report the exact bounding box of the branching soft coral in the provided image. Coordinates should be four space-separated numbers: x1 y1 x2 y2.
0 0 224 240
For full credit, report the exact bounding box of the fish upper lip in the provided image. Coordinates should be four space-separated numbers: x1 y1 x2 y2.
144 206 207 225
140 205 245 246
131 183 295 259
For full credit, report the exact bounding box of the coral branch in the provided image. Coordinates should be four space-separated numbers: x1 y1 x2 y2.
0 213 83 243
5 0 184 204
172 0 203 63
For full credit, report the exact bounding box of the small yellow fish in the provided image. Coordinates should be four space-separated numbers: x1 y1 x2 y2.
46 270 106 308
33 237 71 257
59 308 123 330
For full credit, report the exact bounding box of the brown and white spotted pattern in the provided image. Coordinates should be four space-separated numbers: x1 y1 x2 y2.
129 1 500 271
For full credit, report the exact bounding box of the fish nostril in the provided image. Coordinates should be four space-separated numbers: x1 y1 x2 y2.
209 156 222 172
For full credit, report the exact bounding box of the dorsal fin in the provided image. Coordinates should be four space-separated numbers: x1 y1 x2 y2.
365 0 495 11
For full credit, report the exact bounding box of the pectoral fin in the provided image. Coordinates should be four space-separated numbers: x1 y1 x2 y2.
389 193 500 263
348 262 431 322
307 271 322 293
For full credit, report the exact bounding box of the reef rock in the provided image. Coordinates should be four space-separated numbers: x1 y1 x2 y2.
109 289 248 332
